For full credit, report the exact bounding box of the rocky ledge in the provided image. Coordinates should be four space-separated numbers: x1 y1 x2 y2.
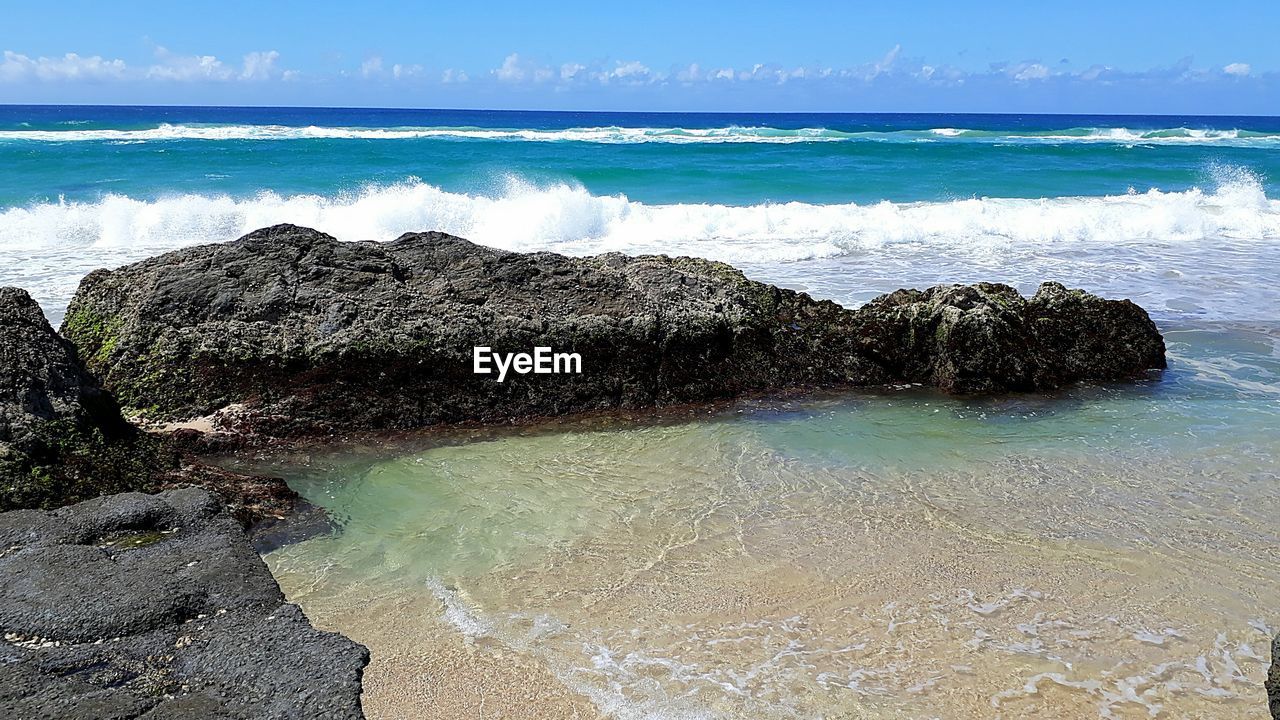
1 286 301 521
61 224 1166 439
0 488 367 719
0 287 164 511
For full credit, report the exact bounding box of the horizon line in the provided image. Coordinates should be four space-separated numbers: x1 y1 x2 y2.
3 103 1279 120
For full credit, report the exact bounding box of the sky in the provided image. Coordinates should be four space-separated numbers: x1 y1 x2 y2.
1 1 1277 114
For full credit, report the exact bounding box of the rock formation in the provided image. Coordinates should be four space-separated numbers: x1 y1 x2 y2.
1 286 298 521
853 281 1167 393
61 224 1167 439
0 287 161 511
0 488 367 719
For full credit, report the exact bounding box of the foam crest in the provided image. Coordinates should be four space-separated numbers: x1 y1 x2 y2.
0 124 858 144
2 123 1279 145
424 577 492 639
2 174 1276 265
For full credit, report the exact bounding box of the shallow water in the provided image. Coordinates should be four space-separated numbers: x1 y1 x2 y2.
251 320 1279 719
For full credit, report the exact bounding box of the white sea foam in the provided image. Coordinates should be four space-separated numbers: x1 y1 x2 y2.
424 577 492 639
1 123 1278 145
4 171 1278 322
2 173 1275 260
0 124 857 144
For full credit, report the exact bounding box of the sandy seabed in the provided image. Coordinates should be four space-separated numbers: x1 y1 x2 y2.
263 408 1277 719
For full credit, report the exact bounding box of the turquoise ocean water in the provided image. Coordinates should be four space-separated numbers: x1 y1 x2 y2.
3 107 1279 321
5 106 1279 717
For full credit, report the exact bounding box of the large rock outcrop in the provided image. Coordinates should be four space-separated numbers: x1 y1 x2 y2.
0 488 367 719
854 281 1167 393
61 225 1166 438
1 286 302 520
0 287 162 511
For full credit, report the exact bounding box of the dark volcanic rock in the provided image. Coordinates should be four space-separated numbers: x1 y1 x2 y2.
1 286 299 520
153 455 303 530
0 488 367 719
61 224 1166 437
60 225 884 434
1268 633 1279 719
0 287 161 511
853 281 1167 393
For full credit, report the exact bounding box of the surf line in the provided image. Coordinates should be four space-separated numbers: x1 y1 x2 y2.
473 346 583 382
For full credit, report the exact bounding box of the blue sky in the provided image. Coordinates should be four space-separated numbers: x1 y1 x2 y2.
1 0 1276 113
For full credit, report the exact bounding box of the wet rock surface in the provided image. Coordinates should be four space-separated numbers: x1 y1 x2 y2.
62 224 1166 439
0 488 367 719
1 286 299 520
853 281 1167 393
1268 633 1279 719
0 287 160 511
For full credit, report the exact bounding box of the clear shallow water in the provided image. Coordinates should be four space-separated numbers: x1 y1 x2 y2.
248 314 1278 719
5 105 1278 717
251 330 1279 718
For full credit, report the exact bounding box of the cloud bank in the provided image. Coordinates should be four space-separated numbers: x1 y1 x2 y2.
1 45 1273 114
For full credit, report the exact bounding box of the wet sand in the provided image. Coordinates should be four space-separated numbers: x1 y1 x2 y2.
262 405 1278 718
302 592 603 719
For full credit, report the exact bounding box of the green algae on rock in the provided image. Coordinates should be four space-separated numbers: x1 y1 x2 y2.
852 281 1168 393
0 287 166 511
62 224 1166 438
1 287 302 520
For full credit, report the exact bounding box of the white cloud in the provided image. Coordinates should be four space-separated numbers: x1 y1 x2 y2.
474 47 1058 90
356 56 424 81
361 56 384 78
240 50 281 81
1012 62 1051 81
1079 64 1112 82
560 62 586 81
680 62 812 85
146 47 232 81
3 45 1271 96
140 48 289 83
868 44 901 79
0 51 127 82
492 53 557 83
674 63 702 83
392 63 422 79
490 54 666 86
608 60 651 82
494 53 526 82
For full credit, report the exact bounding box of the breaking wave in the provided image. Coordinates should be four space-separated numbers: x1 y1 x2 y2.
1 123 1279 145
2 173 1276 263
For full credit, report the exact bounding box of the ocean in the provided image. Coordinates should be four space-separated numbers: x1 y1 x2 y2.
5 105 1278 718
